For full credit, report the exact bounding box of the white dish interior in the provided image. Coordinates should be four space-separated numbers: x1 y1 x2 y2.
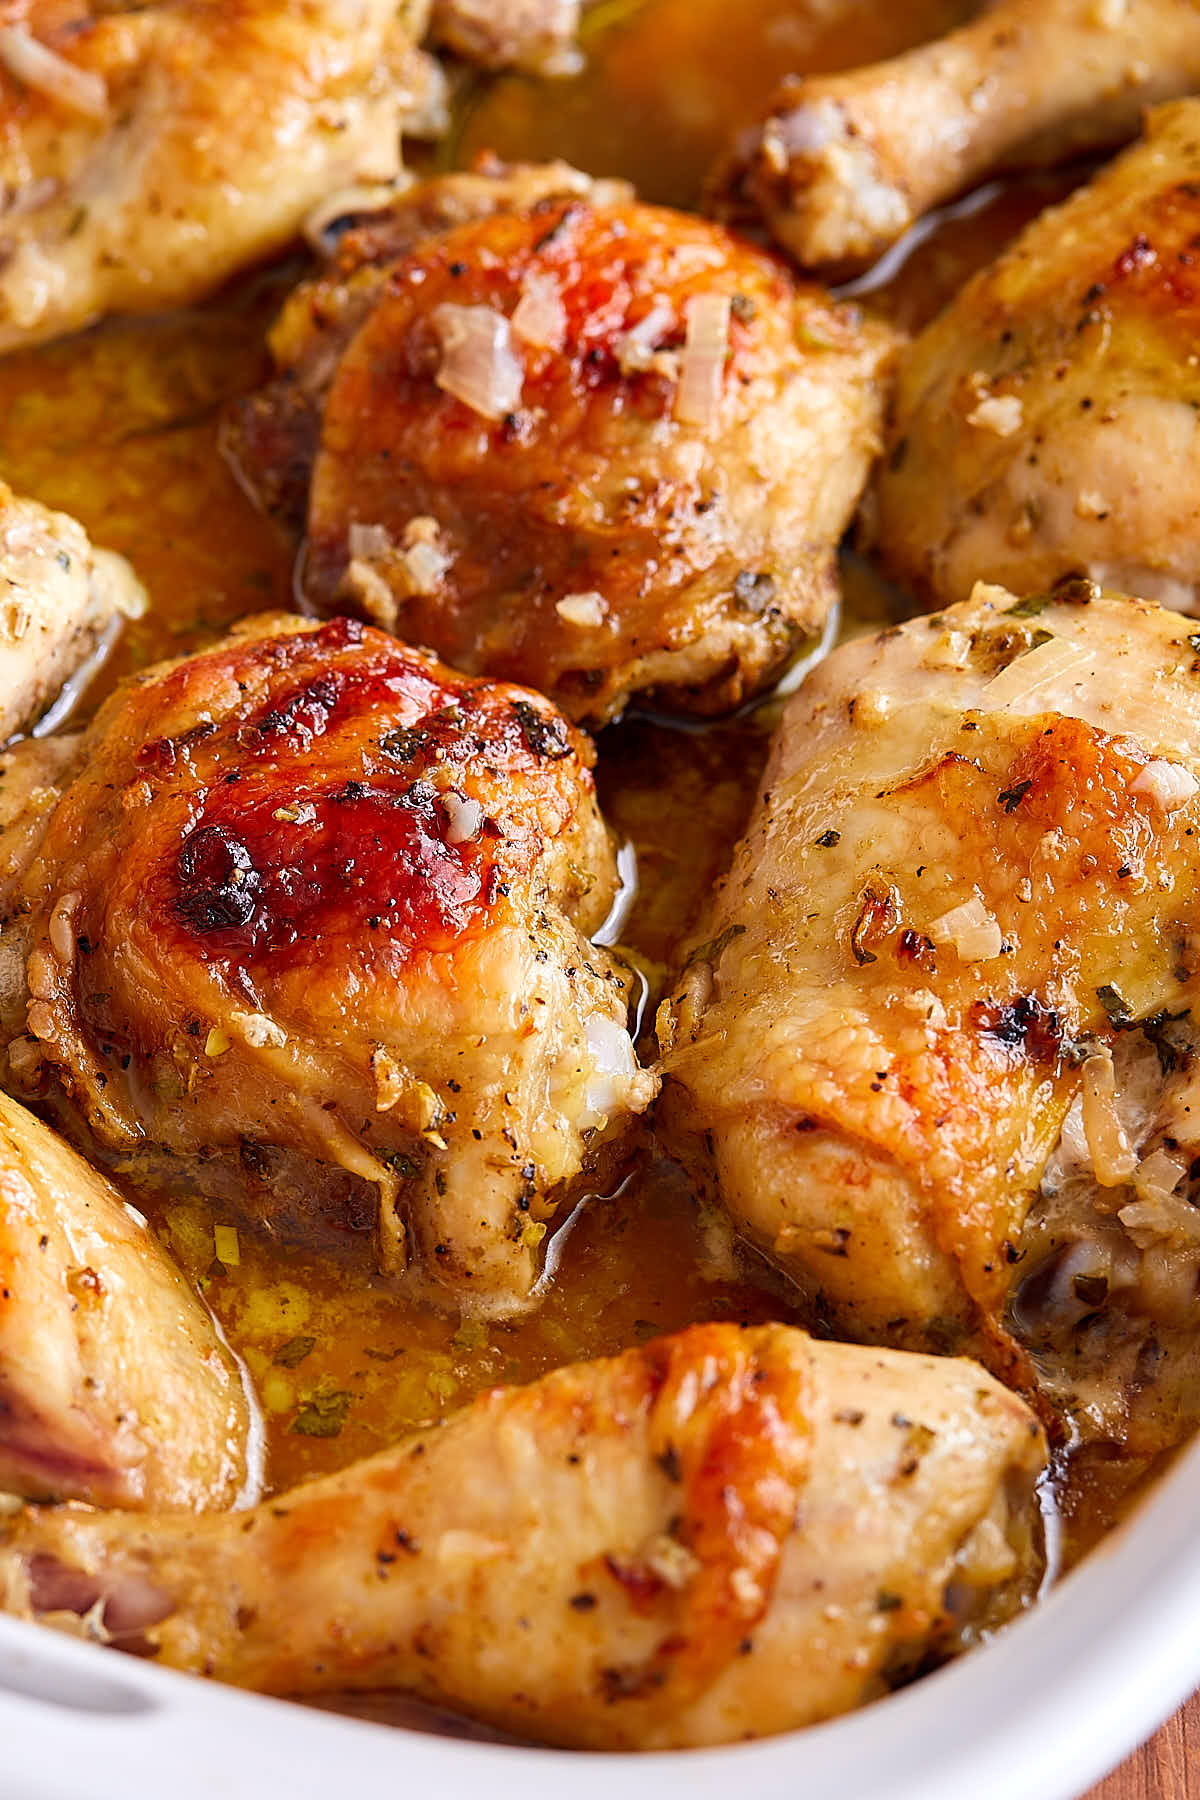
1 1423 1197 1800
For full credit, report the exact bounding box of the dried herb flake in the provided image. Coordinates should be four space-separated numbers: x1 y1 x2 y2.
290 1389 352 1439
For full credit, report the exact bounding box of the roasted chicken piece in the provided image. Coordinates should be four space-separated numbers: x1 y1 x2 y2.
0 612 654 1315
660 582 1200 1456
0 1322 1044 1747
228 160 897 725
712 0 1200 274
429 0 580 72
877 100 1200 613
0 0 446 350
0 1089 256 1510
0 482 144 742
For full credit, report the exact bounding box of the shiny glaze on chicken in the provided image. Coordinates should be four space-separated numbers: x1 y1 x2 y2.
661 582 1200 1459
231 159 896 724
712 0 1200 274
877 98 1200 613
0 480 143 740
0 1088 256 1509
0 0 1187 1754
0 1 444 350
0 612 654 1314
0 1323 1043 1748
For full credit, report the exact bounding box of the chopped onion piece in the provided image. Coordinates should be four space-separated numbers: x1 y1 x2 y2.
431 303 524 421
927 895 1002 961
967 392 1023 436
674 293 732 428
1132 1145 1189 1204
400 518 450 596
442 791 482 845
0 25 107 118
511 271 566 351
1130 758 1199 818
579 1014 640 1130
615 300 675 376
984 635 1094 709
555 590 606 628
347 521 392 561
1080 1050 1137 1188
1118 1192 1200 1250
231 1010 288 1050
341 558 396 630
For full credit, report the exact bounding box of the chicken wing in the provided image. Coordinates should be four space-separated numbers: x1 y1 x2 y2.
0 1 442 350
228 159 898 725
0 612 654 1315
0 1322 1044 1748
659 582 1200 1454
876 99 1200 613
0 482 144 742
712 0 1200 274
0 1090 256 1510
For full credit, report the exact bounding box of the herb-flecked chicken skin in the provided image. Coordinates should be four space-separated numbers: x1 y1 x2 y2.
0 612 655 1316
230 159 898 724
713 0 1200 274
0 1089 257 1510
0 481 144 741
0 0 448 351
877 100 1200 613
660 581 1200 1457
0 1323 1044 1749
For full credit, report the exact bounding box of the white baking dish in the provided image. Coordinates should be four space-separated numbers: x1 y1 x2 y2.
1 1425 1197 1800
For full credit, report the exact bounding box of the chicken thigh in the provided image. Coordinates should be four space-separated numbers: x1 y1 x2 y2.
0 482 144 742
0 0 441 350
0 1089 256 1510
712 0 1200 274
228 159 897 725
0 612 654 1315
0 1322 1044 1748
659 582 1200 1455
876 99 1200 613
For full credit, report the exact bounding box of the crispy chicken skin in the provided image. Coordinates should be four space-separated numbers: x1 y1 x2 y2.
877 100 1200 613
0 0 442 350
0 1090 256 1510
0 1323 1044 1748
428 0 580 73
711 0 1200 275
229 160 898 725
659 583 1200 1452
0 482 143 742
0 612 655 1315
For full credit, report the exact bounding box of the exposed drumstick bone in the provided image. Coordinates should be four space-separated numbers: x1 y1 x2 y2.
711 0 1200 273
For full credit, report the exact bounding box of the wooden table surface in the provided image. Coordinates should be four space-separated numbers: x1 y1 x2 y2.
1084 1690 1198 1797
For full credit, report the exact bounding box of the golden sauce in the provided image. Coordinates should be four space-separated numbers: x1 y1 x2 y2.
0 0 1141 1578
452 0 973 209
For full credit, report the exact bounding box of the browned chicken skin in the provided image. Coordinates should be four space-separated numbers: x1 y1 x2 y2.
877 99 1200 613
229 160 898 725
0 1089 257 1510
0 482 144 742
660 582 1200 1457
0 1323 1045 1748
428 0 580 72
712 0 1200 275
0 612 655 1315
0 0 447 350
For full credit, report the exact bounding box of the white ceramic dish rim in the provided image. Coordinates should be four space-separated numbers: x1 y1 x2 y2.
0 1419 1197 1800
